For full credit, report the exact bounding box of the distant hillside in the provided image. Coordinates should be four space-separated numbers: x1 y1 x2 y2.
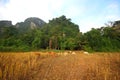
16 17 46 32
0 20 12 27
0 20 12 31
113 20 120 32
113 20 120 27
0 20 13 37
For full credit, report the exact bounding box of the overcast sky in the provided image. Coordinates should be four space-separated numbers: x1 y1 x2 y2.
0 0 120 32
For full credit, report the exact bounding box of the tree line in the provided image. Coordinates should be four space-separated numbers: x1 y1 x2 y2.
0 15 120 52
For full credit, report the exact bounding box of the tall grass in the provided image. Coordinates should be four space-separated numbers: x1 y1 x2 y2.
0 52 120 80
83 53 120 80
0 52 44 80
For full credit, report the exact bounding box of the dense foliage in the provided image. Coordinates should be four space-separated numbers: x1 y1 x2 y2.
0 15 120 52
84 27 120 52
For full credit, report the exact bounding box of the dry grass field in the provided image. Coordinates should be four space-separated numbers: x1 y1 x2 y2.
0 51 120 80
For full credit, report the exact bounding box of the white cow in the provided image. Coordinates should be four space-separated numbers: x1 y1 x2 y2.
72 52 76 55
84 51 89 55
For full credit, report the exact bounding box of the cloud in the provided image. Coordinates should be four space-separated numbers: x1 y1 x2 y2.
78 1 120 32
101 2 120 20
78 17 105 32
0 0 86 24
0 0 65 24
107 3 119 10
0 0 120 32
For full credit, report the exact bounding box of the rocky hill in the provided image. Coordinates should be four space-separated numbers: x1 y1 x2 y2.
0 20 12 27
0 20 13 37
113 20 120 32
16 17 46 32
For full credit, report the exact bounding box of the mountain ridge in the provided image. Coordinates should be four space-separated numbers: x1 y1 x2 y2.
15 17 46 32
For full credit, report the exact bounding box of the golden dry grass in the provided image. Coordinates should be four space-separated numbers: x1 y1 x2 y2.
0 51 120 80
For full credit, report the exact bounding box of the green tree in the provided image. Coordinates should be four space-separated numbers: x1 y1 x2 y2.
41 15 80 50
84 28 102 51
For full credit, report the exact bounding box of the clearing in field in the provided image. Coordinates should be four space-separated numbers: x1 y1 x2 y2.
0 51 120 80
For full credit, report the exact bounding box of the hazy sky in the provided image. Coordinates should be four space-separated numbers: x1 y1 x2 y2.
0 0 120 32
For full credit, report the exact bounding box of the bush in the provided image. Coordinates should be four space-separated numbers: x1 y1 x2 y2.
83 45 94 53
0 46 30 52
